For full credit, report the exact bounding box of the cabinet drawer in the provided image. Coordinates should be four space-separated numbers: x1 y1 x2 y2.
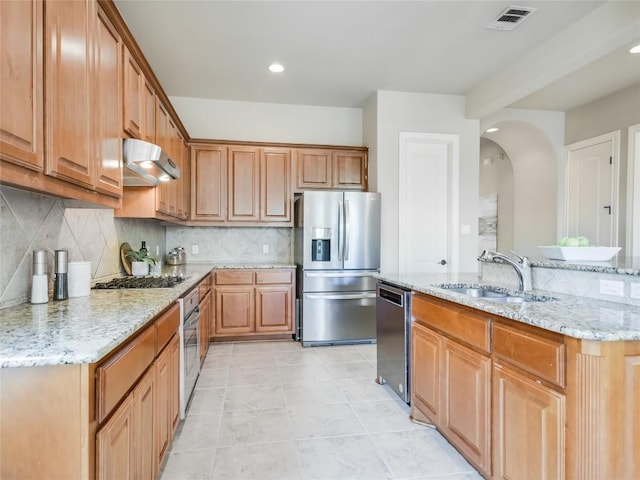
97 326 155 423
155 303 180 353
493 323 565 388
412 294 490 353
255 270 292 285
215 270 253 285
198 273 213 297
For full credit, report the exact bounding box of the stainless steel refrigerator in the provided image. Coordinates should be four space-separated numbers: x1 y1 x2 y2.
294 191 381 347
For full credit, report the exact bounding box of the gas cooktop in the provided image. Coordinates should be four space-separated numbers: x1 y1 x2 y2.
93 275 186 289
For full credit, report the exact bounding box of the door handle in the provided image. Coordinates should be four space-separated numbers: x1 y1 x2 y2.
439 259 447 265
603 205 612 215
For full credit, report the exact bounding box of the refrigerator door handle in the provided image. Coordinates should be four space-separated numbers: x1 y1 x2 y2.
304 293 377 300
344 200 350 261
338 200 344 261
304 271 376 278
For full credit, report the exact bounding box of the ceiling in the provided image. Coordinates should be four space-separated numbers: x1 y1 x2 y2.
114 0 640 113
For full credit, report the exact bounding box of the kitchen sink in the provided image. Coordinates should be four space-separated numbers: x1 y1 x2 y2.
435 284 556 303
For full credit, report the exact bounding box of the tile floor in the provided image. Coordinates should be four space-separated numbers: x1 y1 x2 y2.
160 341 482 480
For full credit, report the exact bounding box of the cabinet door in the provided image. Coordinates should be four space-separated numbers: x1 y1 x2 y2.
93 6 122 198
135 367 156 480
191 145 227 222
215 286 254 335
441 339 491 476
333 151 366 190
260 147 291 223
155 100 170 214
199 291 212 363
155 340 171 469
122 47 143 139
96 394 135 480
411 322 441 425
44 0 94 189
169 334 180 436
0 0 44 171
255 285 293 333
294 149 332 190
493 362 565 480
227 146 260 222
142 79 155 143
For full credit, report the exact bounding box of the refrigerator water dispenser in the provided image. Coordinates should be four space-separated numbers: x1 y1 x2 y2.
311 228 331 262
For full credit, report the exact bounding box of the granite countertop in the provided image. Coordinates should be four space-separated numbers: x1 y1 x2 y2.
375 272 640 342
0 263 295 368
501 255 640 276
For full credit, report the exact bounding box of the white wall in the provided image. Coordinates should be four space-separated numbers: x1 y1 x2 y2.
170 96 363 146
367 91 480 273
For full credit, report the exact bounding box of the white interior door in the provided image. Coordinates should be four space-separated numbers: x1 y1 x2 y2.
399 132 459 274
565 132 619 247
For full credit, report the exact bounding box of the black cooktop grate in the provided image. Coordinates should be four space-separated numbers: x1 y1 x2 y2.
93 276 186 289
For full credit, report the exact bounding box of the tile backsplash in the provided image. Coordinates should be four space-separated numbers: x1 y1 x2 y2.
481 261 640 307
0 186 165 308
165 226 292 264
1 185 293 308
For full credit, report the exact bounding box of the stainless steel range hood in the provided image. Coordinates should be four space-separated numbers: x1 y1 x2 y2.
123 138 180 186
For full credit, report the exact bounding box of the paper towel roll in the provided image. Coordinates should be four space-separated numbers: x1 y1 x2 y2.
68 261 91 297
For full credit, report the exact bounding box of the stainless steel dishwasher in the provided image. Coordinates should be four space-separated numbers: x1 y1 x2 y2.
376 281 412 403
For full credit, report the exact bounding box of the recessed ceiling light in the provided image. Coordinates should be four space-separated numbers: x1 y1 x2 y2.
269 63 284 73
630 44 640 54
485 127 499 133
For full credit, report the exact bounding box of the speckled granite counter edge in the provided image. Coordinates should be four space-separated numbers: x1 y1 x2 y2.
375 273 640 342
0 263 296 368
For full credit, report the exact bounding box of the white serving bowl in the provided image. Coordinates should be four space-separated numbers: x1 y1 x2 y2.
537 246 621 262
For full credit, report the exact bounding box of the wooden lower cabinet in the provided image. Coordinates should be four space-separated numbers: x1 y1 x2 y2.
155 333 180 469
213 269 294 338
97 332 180 480
199 289 212 363
411 309 491 477
97 363 156 480
441 339 491 475
411 322 441 425
492 361 565 480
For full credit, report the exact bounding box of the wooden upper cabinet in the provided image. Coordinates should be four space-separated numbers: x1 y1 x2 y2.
294 148 367 191
295 149 332 189
122 47 143 139
93 6 122 198
333 150 367 190
142 79 155 143
44 0 94 189
261 147 291 222
191 145 227 222
227 145 260 222
155 100 170 214
0 0 44 171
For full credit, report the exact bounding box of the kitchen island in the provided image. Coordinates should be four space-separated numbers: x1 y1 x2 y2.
0 262 294 480
376 271 640 480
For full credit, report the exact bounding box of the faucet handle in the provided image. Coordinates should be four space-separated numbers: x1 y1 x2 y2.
509 250 530 265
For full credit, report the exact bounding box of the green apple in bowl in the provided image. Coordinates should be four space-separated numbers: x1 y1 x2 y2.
565 237 580 247
576 236 590 247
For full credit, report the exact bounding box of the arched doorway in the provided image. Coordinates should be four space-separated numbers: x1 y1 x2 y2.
480 121 558 257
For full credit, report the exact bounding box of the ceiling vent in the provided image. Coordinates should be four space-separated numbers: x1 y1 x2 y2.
486 6 537 31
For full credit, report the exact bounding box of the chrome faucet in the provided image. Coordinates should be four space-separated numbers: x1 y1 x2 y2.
478 250 532 291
